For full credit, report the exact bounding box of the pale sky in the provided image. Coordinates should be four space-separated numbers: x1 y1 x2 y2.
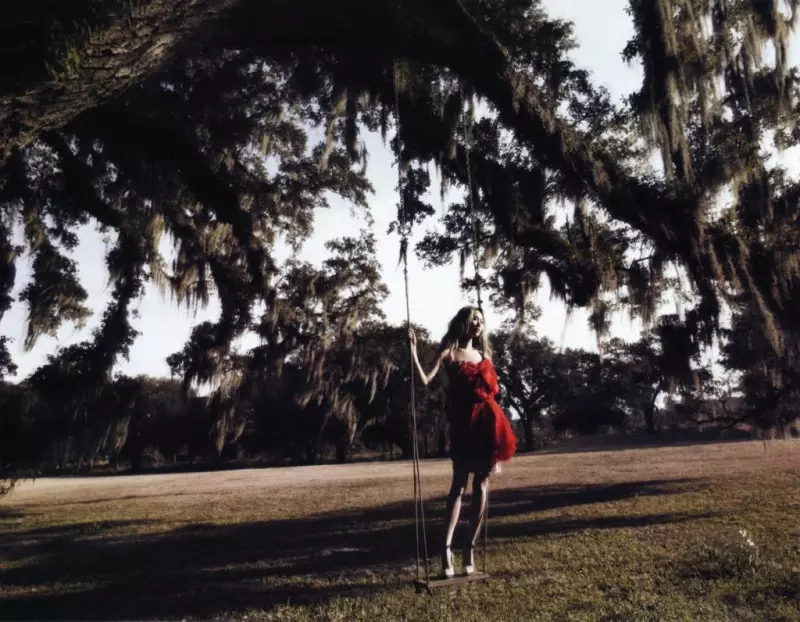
2 1 798 382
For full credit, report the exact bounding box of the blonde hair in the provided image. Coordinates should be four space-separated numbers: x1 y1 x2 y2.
438 306 491 359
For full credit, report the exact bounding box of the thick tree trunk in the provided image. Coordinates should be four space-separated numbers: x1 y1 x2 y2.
335 439 350 464
523 414 535 452
644 402 657 436
0 0 239 164
644 383 664 435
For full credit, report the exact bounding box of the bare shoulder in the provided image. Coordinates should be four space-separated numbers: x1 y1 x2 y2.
439 347 455 362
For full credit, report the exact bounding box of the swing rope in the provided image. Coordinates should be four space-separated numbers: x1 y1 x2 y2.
461 99 490 576
394 65 491 583
462 109 484 312
393 61 431 584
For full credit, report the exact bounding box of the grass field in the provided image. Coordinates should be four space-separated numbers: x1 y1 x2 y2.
1 440 799 621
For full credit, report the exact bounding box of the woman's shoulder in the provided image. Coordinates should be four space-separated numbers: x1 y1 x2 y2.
438 346 455 362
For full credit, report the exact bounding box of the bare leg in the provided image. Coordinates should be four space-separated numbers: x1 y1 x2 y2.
464 471 490 574
444 468 469 547
442 468 468 577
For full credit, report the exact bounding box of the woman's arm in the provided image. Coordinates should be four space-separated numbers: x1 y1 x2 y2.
408 329 450 386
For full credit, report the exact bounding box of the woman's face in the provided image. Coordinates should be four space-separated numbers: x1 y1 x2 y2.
467 311 484 338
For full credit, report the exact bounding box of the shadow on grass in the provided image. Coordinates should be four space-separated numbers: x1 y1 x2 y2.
746 574 800 603
486 479 697 519
40 491 208 508
1 519 159 543
0 506 25 519
0 479 708 620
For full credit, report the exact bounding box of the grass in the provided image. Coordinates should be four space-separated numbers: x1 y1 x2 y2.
1 440 799 621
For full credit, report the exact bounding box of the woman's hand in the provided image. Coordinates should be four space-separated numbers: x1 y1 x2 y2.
408 328 418 355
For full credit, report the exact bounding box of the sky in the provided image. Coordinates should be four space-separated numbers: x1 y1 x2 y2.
2 0 799 383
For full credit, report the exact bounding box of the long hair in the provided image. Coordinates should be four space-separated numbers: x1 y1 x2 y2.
437 305 492 359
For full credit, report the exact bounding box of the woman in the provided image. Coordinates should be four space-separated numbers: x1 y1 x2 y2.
408 306 517 578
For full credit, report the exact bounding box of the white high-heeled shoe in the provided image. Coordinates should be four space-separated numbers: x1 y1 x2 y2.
442 545 455 578
463 544 475 576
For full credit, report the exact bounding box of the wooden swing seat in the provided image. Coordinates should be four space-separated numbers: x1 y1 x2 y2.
414 572 490 592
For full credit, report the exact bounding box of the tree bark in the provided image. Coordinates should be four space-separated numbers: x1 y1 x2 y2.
0 0 240 164
644 381 664 435
523 413 535 451
504 391 535 451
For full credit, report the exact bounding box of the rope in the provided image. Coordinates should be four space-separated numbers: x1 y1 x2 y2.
462 96 491 576
393 60 430 584
462 108 484 311
483 486 489 574
393 71 491 583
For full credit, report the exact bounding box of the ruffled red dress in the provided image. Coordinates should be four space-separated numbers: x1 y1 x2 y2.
445 356 517 473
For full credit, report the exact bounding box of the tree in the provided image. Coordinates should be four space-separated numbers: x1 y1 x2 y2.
0 337 16 381
490 330 560 450
164 229 391 458
490 329 641 442
721 299 800 433
108 375 199 471
0 380 33 491
2 0 800 469
3 0 798 329
601 314 707 435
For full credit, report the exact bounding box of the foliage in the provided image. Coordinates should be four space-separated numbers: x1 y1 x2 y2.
0 0 799 470
0 313 728 478
0 336 16 381
721 297 800 430
490 329 560 449
684 528 763 581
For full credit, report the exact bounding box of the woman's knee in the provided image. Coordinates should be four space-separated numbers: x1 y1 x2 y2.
448 483 467 501
473 474 489 493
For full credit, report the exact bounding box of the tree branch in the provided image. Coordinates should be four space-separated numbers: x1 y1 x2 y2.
0 0 242 165
0 0 724 324
224 0 707 268
1 0 689 248
41 131 125 231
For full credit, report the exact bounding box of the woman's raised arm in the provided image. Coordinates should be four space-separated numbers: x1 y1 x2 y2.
408 329 450 386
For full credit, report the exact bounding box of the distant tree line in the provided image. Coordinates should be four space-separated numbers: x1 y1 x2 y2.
3 302 794 481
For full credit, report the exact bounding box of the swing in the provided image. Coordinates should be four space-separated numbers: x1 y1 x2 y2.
392 62 490 592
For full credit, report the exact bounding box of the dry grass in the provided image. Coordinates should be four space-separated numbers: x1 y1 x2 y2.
1 439 799 621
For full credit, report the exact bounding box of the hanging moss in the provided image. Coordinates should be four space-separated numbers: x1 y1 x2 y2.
2 0 800 457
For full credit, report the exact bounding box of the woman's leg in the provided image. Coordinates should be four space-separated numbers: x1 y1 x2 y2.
468 471 490 545
440 467 469 577
444 468 469 547
463 470 490 573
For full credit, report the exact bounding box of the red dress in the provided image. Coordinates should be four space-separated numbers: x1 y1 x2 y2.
446 357 517 473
